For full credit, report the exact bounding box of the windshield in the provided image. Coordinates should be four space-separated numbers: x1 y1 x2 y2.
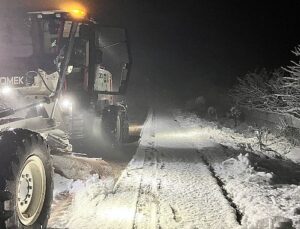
0 7 33 60
29 15 64 73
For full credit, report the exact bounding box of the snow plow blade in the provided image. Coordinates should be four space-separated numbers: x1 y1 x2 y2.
52 154 113 180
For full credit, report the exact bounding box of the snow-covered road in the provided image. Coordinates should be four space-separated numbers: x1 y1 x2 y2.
49 107 300 229
132 109 240 229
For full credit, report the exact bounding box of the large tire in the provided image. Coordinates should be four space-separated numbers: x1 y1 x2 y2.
0 129 53 229
102 105 129 144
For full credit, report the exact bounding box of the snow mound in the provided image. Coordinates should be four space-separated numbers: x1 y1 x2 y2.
215 154 273 184
49 173 115 228
216 154 300 229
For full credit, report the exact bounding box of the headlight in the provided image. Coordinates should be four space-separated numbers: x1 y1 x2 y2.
36 103 44 108
1 86 12 95
60 97 73 113
62 99 72 109
67 65 74 75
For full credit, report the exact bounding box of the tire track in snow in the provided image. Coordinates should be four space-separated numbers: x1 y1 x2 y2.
152 109 240 229
173 110 244 225
199 153 243 224
133 145 160 229
133 109 160 229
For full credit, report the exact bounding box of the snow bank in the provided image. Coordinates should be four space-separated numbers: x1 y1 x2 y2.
174 110 295 161
215 154 300 228
174 109 300 229
49 110 156 229
49 173 115 228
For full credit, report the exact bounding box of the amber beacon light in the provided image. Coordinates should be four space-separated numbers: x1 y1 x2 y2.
69 8 86 19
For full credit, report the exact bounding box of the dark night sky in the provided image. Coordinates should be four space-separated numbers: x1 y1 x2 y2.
24 0 300 100
91 1 299 94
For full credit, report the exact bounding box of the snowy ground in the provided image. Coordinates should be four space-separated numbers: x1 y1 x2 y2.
48 107 300 229
174 110 300 229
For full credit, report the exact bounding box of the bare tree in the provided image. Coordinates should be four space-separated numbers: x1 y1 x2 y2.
230 45 300 117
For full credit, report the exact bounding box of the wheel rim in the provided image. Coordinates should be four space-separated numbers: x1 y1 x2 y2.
16 155 46 226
